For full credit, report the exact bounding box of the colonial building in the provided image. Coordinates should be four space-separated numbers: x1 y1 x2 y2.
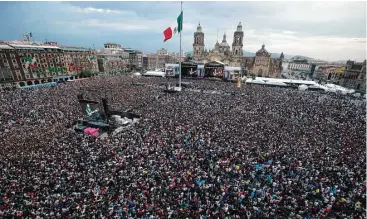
339 60 366 91
315 65 344 84
96 43 129 73
0 40 97 87
281 58 313 80
157 48 168 56
123 48 143 71
287 58 311 71
144 49 182 70
192 22 284 78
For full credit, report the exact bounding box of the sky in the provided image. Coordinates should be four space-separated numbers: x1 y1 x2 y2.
0 1 366 61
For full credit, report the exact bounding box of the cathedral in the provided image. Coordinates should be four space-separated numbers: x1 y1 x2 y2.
192 22 284 78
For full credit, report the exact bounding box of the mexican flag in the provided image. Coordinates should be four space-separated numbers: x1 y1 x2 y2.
22 56 32 69
30 57 37 69
89 56 95 65
22 56 32 62
163 11 183 42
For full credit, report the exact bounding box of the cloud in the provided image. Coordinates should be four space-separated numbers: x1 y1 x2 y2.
283 31 297 35
0 1 365 61
52 4 197 33
72 6 125 14
199 29 366 61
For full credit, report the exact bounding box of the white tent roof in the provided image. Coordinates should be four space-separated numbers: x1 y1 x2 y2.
256 77 317 85
245 76 354 93
143 71 165 77
267 81 288 86
224 66 241 71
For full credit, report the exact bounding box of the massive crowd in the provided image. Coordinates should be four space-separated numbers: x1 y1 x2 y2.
0 76 365 218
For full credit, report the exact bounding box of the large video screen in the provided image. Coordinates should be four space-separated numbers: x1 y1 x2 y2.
79 99 102 121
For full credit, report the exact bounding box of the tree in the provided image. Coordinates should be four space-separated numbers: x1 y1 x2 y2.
184 54 193 62
0 68 13 82
79 69 93 78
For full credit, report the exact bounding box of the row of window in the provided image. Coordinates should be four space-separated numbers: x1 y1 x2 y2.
0 53 91 59
1 58 90 65
12 70 79 81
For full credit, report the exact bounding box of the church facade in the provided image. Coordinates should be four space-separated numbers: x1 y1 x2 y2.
192 22 284 78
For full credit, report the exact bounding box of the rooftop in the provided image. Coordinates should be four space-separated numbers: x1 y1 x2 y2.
0 44 14 50
0 40 91 51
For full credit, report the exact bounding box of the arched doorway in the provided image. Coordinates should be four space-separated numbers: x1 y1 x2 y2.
26 81 33 86
34 80 40 85
47 78 52 82
258 69 263 76
19 82 26 87
41 79 46 84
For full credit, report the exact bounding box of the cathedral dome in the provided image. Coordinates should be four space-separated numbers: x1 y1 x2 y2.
219 33 230 48
197 22 202 32
220 42 230 48
214 41 220 50
237 22 242 32
256 44 270 56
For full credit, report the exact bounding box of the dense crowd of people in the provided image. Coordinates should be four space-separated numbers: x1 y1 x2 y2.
0 76 365 218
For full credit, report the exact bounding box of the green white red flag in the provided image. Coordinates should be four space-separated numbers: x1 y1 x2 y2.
163 11 183 42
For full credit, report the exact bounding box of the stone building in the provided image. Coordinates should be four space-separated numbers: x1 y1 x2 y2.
315 65 344 84
0 40 97 87
240 46 284 78
281 58 313 80
96 43 129 73
192 22 284 77
143 49 181 71
157 48 168 56
287 58 311 71
339 60 366 91
123 48 143 71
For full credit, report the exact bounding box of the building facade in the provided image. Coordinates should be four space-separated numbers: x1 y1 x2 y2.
143 49 181 71
157 48 168 56
241 47 283 78
281 58 313 80
123 48 143 71
315 65 344 84
340 60 366 91
287 59 311 71
192 22 283 77
0 40 97 87
96 43 129 73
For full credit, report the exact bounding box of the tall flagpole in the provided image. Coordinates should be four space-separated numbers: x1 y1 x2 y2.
179 1 182 89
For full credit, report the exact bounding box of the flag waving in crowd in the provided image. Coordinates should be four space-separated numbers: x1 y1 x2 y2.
163 11 183 42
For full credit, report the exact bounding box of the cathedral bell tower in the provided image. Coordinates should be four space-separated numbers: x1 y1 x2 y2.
193 23 205 60
232 22 244 57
